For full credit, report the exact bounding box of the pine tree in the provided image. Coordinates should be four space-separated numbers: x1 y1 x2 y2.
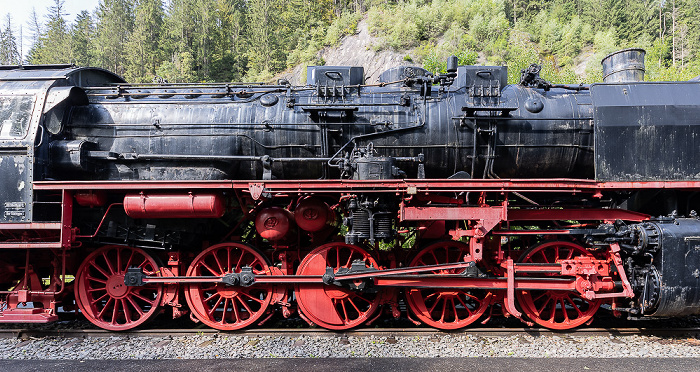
70 11 94 67
0 14 20 65
94 0 134 75
32 0 70 64
125 0 165 82
25 8 44 64
246 0 284 79
161 0 199 81
209 0 247 81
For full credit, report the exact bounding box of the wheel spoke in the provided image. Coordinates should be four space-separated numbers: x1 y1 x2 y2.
532 291 548 303
235 251 244 271
237 295 254 314
90 292 109 305
346 296 362 315
462 291 480 303
344 251 353 268
560 298 570 323
566 294 585 317
219 299 229 324
213 251 225 275
565 248 574 260
121 299 131 323
536 294 552 314
348 291 372 305
238 290 265 304
138 257 155 275
200 261 222 277
226 247 232 274
87 276 107 284
111 298 121 325
89 262 110 279
123 250 135 273
338 299 350 322
439 298 447 322
548 298 558 321
456 295 472 316
127 296 145 317
430 251 439 266
97 298 113 319
102 252 116 275
231 297 241 322
208 296 223 316
131 291 156 305
204 292 219 302
428 294 442 314
116 249 122 275
450 298 459 322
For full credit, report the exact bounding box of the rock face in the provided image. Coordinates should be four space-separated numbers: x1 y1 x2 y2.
280 19 419 85
319 20 419 83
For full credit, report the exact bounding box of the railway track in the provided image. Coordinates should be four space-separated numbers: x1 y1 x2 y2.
3 326 700 339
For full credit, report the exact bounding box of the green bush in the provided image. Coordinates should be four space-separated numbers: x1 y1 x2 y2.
324 12 363 46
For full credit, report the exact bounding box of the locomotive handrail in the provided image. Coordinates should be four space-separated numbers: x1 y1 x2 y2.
31 179 700 191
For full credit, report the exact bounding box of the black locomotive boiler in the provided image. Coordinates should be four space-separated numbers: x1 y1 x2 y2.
0 48 699 331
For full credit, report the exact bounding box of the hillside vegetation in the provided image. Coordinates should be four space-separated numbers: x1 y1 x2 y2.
1 0 699 84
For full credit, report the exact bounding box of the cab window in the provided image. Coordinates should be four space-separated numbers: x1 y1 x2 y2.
0 96 34 139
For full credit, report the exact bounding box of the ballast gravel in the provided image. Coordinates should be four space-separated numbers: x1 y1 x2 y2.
1 333 700 359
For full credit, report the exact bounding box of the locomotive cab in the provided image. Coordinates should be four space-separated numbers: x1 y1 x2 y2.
0 65 123 224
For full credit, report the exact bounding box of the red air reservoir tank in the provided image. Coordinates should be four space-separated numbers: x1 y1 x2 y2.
255 207 295 242
123 192 225 219
294 197 337 232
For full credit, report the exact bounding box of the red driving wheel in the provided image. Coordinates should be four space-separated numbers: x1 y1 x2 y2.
295 242 382 330
75 245 163 331
184 243 273 330
405 241 491 329
516 241 603 330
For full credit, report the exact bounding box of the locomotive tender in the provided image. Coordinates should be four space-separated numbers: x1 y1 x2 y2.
0 48 699 330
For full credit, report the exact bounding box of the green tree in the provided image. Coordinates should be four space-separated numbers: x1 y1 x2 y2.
31 0 70 64
245 0 285 80
94 0 134 75
125 0 165 82
25 8 43 64
70 11 94 67
209 0 248 81
0 14 20 64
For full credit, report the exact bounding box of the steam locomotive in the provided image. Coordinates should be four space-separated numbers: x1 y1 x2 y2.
0 48 699 331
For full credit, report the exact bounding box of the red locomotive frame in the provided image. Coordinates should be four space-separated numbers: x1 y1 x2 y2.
1 178 696 331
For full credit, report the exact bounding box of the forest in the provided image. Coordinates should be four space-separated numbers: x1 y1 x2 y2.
0 0 698 84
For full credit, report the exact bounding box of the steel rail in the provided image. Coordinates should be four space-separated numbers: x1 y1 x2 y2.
2 326 700 339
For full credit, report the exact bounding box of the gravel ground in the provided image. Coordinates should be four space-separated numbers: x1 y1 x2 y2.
1 333 700 359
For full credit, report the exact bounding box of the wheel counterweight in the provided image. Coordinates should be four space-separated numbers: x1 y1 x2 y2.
295 242 382 330
184 242 273 330
75 245 163 331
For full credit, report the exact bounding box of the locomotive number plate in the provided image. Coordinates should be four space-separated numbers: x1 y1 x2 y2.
3 202 25 217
